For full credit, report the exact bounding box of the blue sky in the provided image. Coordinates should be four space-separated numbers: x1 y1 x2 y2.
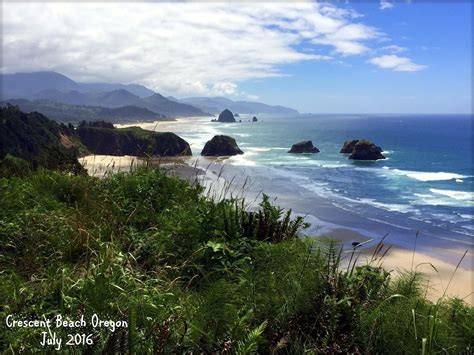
2 1 472 114
239 2 473 113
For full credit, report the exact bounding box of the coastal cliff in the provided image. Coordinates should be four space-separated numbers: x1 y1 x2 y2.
0 106 192 177
76 121 192 157
0 105 85 174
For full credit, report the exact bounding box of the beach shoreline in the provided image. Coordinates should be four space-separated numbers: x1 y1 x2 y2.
328 228 473 305
178 157 473 305
80 116 474 305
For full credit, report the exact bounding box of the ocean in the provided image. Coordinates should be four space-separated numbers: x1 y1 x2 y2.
138 114 474 258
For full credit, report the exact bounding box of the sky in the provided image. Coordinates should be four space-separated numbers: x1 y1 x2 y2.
1 1 472 114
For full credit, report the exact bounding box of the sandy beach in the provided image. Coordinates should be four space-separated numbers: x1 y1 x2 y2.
81 113 474 307
328 228 473 305
115 117 204 133
80 153 474 305
192 157 473 306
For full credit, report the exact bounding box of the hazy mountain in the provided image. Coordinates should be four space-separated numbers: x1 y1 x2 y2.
138 93 211 117
171 97 225 114
2 99 169 124
234 101 299 115
31 89 140 108
1 71 296 117
93 89 141 107
1 72 80 99
78 82 155 98
1 72 211 117
0 71 154 99
32 89 91 105
178 96 299 115
31 90 209 117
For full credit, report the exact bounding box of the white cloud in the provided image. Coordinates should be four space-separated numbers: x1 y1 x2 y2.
379 45 408 53
380 1 395 10
212 82 237 96
1 2 422 95
310 23 381 55
368 55 427 72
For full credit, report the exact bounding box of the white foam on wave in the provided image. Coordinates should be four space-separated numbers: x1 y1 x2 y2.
268 159 350 168
390 169 468 182
322 163 350 168
227 151 257 166
377 166 471 182
430 188 474 201
408 172 468 182
245 147 276 152
358 198 417 214
301 181 417 214
412 192 473 207
431 213 469 224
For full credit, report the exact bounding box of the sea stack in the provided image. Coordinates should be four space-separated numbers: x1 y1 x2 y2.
288 140 320 153
348 140 385 160
217 109 236 123
201 135 244 156
340 139 359 153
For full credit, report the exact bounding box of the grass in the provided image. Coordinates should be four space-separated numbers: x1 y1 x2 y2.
0 167 472 353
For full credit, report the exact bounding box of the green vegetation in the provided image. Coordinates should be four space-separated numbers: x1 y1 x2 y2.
76 123 192 157
0 106 192 178
2 99 170 124
0 167 472 353
0 105 86 175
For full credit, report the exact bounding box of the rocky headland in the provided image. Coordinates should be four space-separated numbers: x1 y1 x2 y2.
76 121 192 157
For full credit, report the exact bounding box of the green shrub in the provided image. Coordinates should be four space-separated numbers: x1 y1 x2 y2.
0 168 471 353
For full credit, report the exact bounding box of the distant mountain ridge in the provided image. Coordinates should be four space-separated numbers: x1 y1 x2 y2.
1 71 211 118
1 71 155 98
139 93 209 117
31 89 142 108
2 99 170 124
0 71 299 118
174 96 299 115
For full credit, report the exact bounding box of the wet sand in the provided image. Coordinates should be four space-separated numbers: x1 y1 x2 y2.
79 153 473 305
188 157 474 305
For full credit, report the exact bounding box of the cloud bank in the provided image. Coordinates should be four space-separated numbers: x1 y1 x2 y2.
1 2 425 96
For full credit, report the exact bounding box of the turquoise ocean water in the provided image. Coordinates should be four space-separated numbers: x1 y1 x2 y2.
153 114 473 254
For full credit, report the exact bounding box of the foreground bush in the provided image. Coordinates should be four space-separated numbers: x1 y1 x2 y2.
0 168 472 353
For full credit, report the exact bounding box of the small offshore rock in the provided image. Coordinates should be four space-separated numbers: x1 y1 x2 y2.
288 140 320 153
349 140 385 160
